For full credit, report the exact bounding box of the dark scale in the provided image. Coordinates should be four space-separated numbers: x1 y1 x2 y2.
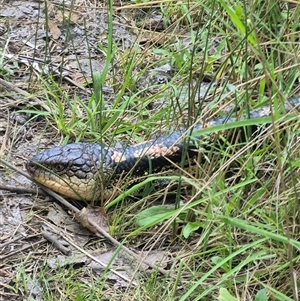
108 130 198 175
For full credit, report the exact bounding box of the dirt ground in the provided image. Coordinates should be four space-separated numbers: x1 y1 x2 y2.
1 0 300 300
0 1 172 300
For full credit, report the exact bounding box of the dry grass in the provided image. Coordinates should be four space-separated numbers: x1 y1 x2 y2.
0 0 299 300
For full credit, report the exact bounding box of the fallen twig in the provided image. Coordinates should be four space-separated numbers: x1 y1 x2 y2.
0 158 172 277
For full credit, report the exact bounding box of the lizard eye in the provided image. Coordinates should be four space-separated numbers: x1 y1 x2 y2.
53 163 66 173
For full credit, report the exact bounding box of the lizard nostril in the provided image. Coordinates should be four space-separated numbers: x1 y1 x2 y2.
26 161 36 174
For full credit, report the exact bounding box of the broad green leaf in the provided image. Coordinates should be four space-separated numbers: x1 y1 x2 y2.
136 206 176 227
183 221 202 238
255 288 268 301
217 288 238 301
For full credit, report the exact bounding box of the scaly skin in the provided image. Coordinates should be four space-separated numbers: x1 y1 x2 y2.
26 98 300 201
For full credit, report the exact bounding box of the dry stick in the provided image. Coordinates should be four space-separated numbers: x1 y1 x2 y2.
0 159 79 213
56 230 137 285
39 219 137 285
0 158 172 276
0 239 45 261
0 184 45 196
0 110 9 155
41 231 70 256
0 78 50 111
9 54 89 93
3 54 113 95
0 233 41 249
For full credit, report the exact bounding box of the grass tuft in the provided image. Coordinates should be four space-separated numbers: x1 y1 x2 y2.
3 0 299 299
